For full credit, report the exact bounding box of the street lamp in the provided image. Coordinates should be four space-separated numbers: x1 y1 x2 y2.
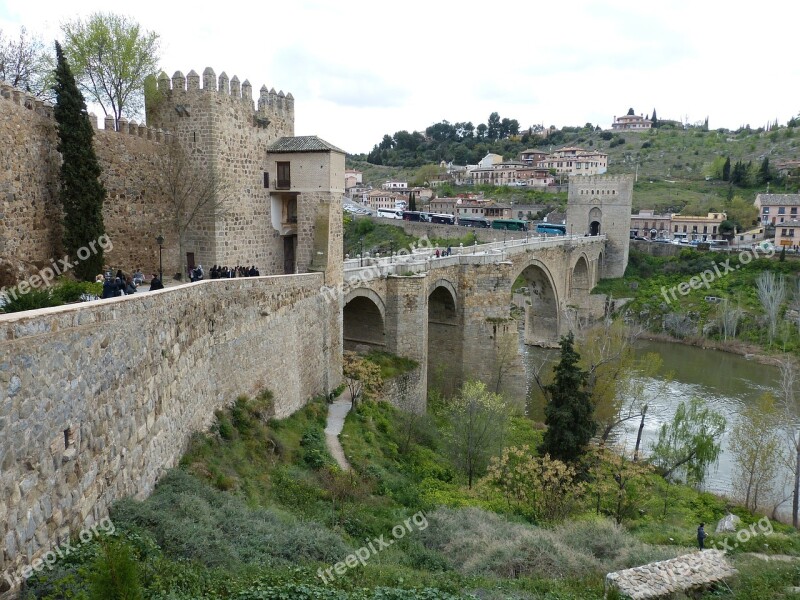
359 237 364 267
155 234 164 282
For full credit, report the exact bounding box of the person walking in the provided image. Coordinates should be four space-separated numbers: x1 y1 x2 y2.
697 522 707 550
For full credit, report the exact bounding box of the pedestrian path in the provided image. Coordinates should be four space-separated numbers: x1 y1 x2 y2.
324 388 353 471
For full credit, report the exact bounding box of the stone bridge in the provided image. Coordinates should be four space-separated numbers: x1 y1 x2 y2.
340 235 608 402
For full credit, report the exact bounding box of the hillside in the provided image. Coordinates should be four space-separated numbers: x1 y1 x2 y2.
349 121 800 219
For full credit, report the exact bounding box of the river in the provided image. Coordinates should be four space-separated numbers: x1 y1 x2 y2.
522 338 790 514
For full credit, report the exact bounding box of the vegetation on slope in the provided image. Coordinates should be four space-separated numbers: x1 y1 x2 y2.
22 375 800 599
594 248 800 354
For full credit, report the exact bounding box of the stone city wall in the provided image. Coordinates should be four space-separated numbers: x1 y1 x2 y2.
0 275 342 591
0 82 181 283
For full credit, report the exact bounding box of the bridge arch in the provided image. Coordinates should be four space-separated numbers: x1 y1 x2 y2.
428 278 458 312
570 254 592 300
512 259 560 346
343 288 386 351
428 280 461 396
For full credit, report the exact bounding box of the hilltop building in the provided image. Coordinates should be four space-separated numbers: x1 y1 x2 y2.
611 113 652 131
536 147 608 176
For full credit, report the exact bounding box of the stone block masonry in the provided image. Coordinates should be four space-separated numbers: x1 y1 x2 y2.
0 276 342 590
0 81 181 280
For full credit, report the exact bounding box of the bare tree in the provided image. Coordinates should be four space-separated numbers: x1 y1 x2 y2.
717 297 743 341
157 137 230 279
730 393 782 511
778 356 800 527
756 271 786 345
0 26 53 99
793 277 800 335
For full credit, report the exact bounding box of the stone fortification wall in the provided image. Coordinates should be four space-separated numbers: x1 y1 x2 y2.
0 275 341 590
0 86 63 280
147 69 295 274
0 83 181 281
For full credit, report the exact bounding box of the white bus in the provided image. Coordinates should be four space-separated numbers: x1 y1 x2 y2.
377 208 403 219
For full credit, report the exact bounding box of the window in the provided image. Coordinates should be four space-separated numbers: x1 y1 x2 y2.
703 226 708 233
779 207 786 215
277 162 291 189
792 208 798 215
782 229 789 236
674 225 678 233
763 207 770 214
791 229 796 238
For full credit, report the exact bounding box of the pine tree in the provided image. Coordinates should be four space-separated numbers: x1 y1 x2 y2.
651 108 658 127
53 41 106 280
539 332 596 462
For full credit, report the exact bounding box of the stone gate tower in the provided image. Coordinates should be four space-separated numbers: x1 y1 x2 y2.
566 174 633 278
146 68 342 282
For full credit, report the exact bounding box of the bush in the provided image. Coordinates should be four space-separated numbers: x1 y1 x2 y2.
0 287 60 312
89 538 144 600
421 507 684 579
110 469 350 569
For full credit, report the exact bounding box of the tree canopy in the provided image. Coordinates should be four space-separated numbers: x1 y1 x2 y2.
0 26 53 98
61 12 160 127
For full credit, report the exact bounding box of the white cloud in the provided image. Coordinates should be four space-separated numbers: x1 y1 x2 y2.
1 0 798 154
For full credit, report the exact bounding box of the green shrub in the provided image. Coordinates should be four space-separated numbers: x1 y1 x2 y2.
110 469 350 569
52 279 102 303
1 287 60 312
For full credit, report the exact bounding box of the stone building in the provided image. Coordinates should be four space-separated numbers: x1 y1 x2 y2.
566 174 634 278
146 69 343 279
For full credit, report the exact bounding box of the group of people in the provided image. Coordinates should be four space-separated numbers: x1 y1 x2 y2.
433 246 453 258
98 267 164 298
98 269 138 298
209 265 260 279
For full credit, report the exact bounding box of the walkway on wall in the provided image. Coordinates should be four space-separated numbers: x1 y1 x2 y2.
324 389 353 471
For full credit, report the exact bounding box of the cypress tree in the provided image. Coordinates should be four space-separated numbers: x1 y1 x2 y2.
722 156 731 182
53 41 106 281
409 191 417 212
539 332 596 462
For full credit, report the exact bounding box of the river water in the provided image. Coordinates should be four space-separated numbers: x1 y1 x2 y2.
522 338 788 510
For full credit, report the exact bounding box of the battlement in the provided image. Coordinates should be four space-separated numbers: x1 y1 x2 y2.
1 80 169 142
0 81 55 119
155 67 294 127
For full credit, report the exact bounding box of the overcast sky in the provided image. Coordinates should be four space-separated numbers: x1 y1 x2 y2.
2 0 797 155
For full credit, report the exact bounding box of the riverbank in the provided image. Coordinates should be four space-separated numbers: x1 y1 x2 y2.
637 330 785 366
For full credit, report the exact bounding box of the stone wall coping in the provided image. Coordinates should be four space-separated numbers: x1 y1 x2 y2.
0 273 324 334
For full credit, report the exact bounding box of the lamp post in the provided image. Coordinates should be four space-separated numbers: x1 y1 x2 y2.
155 234 164 282
359 237 364 267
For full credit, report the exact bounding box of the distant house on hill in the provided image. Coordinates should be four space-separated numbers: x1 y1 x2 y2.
611 112 652 131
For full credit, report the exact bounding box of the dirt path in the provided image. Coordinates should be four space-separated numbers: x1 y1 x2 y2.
325 389 353 471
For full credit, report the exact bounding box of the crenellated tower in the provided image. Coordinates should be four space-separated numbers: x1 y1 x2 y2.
145 67 311 278
566 175 633 278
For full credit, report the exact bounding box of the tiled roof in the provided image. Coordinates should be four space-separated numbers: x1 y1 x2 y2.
778 219 800 227
756 194 800 206
268 136 345 154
